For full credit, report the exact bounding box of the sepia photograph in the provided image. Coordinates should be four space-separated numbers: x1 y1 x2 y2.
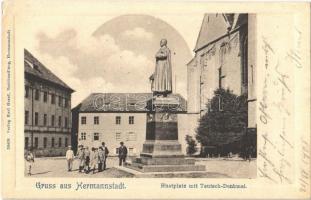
2 1 310 199
23 13 257 178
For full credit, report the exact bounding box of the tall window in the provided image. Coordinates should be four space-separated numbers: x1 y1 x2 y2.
64 99 68 108
127 132 136 141
65 117 68 128
25 110 29 125
94 116 99 125
34 112 39 126
219 43 228 66
241 36 248 93
43 137 47 148
65 138 68 147
58 96 62 106
51 138 55 147
129 147 134 154
25 137 29 149
43 91 48 102
129 116 134 124
51 94 55 104
93 133 99 141
51 115 55 126
116 132 121 141
116 116 121 125
35 89 40 100
25 86 29 98
218 43 227 89
34 137 38 149
81 116 86 124
43 114 47 126
58 116 62 127
81 132 86 140
58 138 62 147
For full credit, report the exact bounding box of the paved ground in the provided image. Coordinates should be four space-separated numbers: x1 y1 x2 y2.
25 157 256 178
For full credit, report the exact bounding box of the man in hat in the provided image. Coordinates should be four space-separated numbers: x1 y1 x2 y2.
65 145 74 172
76 145 85 172
101 142 109 170
118 142 128 166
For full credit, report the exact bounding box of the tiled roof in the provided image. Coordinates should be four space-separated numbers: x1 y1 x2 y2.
24 49 74 92
194 14 229 52
194 14 247 52
74 93 187 112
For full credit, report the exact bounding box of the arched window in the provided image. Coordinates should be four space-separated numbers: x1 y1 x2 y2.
241 35 248 93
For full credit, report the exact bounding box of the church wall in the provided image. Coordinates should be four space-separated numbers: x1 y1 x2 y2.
178 113 200 154
187 59 200 114
247 14 257 129
194 30 244 115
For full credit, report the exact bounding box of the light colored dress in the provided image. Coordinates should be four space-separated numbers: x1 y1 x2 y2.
90 151 99 169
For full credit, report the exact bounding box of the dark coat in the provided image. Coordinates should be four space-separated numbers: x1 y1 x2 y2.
118 146 128 158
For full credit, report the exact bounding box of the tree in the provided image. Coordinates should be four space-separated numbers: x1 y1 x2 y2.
185 135 197 156
196 88 248 155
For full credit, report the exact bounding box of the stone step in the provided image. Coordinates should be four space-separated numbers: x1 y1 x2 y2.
134 157 196 165
126 163 206 173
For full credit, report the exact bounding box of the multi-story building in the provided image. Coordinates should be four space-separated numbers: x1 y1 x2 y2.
72 93 189 155
24 49 74 156
187 14 257 151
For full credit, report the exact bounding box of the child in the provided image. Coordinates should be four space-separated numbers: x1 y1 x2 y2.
25 149 35 176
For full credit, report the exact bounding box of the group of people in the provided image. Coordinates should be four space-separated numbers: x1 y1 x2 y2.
25 142 128 176
66 142 128 174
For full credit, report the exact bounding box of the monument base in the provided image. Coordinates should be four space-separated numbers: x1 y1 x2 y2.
125 141 205 173
125 159 206 173
124 96 205 173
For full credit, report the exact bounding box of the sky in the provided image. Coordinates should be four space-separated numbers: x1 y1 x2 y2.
22 14 204 106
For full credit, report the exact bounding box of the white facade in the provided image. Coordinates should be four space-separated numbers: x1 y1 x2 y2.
78 112 146 155
77 112 190 155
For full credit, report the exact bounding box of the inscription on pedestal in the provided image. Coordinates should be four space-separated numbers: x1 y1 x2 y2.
146 112 178 140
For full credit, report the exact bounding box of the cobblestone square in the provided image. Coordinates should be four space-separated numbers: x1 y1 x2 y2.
25 157 256 178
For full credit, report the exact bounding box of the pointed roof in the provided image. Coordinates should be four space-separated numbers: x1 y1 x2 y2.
194 14 230 52
24 49 74 92
194 14 248 53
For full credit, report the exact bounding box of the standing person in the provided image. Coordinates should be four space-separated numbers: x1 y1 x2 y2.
84 146 91 173
97 147 104 172
65 146 74 172
76 145 85 173
101 142 109 170
25 148 35 176
90 148 99 174
118 142 128 166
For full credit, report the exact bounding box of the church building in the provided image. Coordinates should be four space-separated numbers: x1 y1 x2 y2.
187 14 257 153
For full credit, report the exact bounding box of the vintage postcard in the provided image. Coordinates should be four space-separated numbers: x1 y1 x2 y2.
1 0 310 199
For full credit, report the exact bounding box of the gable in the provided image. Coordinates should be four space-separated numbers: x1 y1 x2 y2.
194 14 230 52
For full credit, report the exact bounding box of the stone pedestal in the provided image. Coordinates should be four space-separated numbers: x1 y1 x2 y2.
125 96 205 173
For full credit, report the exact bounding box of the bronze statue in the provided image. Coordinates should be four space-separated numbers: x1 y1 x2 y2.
149 39 172 97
